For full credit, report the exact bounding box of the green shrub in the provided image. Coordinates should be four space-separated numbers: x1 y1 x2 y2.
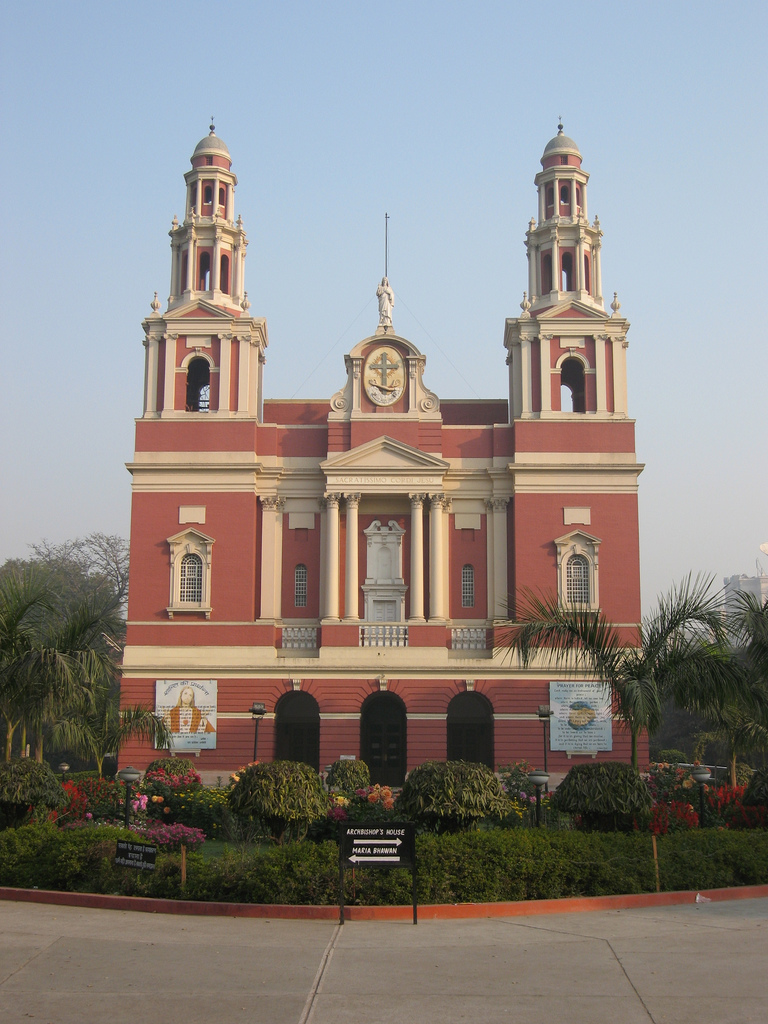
553 761 652 831
398 761 507 832
162 786 233 837
655 749 688 764
228 761 326 843
0 759 66 828
498 760 535 802
326 759 370 792
744 768 768 807
73 777 125 820
144 757 197 777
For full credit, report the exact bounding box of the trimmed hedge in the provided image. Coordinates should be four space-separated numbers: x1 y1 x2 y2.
1 824 767 905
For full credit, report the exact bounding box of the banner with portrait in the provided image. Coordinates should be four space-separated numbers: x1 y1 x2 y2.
155 679 217 750
549 680 612 752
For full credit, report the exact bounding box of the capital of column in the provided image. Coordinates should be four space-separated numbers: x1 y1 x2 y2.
344 492 361 508
485 497 509 513
260 495 285 512
429 492 450 511
409 492 427 508
324 492 343 509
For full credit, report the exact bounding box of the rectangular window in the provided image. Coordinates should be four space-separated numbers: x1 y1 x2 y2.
461 565 475 608
294 564 308 608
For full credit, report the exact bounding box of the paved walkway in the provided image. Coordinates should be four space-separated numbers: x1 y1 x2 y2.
1 896 766 1023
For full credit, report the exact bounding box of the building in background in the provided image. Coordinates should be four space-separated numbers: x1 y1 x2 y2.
121 125 644 782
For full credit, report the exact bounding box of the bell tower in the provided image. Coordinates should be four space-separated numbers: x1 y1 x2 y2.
505 126 630 420
139 126 267 421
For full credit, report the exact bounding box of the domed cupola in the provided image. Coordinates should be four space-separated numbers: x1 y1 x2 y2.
523 122 602 311
165 122 249 314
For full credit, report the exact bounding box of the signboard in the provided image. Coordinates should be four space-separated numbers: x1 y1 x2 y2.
155 679 217 750
341 823 415 868
115 841 157 871
549 680 613 752
339 822 417 924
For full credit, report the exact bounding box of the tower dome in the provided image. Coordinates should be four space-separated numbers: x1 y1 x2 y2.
191 124 232 169
541 124 581 166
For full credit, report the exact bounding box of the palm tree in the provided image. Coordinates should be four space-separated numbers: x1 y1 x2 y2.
499 576 743 771
0 570 50 760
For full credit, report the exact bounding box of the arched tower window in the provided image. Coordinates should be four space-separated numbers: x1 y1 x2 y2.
545 185 554 214
186 357 210 412
542 253 553 293
584 254 591 294
566 554 590 605
560 184 570 206
179 554 203 603
220 254 230 294
561 252 573 291
560 357 585 413
294 564 308 608
218 186 226 208
461 565 475 608
203 185 213 205
199 251 211 291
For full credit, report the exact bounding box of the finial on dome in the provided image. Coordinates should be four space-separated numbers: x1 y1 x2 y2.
557 116 564 135
209 116 216 135
151 291 161 314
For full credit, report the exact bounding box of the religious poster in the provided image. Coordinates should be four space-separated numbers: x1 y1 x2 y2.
549 680 612 752
155 679 217 750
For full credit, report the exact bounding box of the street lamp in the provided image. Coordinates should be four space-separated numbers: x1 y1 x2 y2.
527 769 550 827
117 766 142 829
691 765 711 828
537 705 554 789
58 761 70 782
249 701 266 762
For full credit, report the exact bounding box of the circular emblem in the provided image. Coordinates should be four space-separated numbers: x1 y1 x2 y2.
364 347 404 406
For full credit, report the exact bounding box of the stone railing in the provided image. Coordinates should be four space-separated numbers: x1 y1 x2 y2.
282 626 318 649
451 627 487 650
360 625 409 648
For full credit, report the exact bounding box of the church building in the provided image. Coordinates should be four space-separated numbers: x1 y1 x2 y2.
120 125 644 783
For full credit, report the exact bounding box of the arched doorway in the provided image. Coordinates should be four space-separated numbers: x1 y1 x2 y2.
447 692 494 769
361 693 407 786
274 691 320 770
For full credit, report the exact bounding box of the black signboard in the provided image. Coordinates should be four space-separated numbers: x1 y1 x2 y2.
115 840 157 871
339 822 417 924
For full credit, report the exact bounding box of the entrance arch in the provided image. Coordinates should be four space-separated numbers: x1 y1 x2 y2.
274 691 320 770
360 692 407 786
447 691 494 769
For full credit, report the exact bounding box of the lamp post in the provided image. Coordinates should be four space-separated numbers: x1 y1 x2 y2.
117 766 142 829
691 765 711 828
527 769 550 827
249 701 266 762
58 761 70 782
537 705 554 790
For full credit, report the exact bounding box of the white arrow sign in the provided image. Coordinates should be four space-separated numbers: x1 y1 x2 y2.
348 855 401 864
352 837 402 847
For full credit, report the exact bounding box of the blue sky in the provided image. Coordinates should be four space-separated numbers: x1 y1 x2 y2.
1 0 766 611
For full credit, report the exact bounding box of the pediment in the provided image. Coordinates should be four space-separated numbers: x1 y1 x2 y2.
322 436 448 473
322 436 448 493
167 527 215 546
175 299 239 319
537 300 609 321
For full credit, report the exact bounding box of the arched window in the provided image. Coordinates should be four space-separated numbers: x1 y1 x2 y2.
584 254 590 294
566 554 590 605
203 185 213 205
275 691 320 770
361 693 407 787
179 554 203 602
186 357 210 412
220 254 230 294
461 565 475 608
546 185 554 210
561 252 573 291
560 357 585 413
199 251 211 291
294 564 308 608
218 186 226 208
447 691 494 768
560 184 570 205
188 187 197 213
542 253 553 293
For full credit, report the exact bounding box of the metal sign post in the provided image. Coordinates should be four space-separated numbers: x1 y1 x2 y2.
339 822 417 924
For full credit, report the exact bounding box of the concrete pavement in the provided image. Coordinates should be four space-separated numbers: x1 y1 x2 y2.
1 896 766 1023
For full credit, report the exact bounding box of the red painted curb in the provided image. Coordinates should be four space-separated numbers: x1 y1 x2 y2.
1 884 767 920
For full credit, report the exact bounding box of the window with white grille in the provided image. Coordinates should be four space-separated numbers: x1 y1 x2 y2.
461 564 475 608
179 554 203 602
294 564 308 608
566 555 590 605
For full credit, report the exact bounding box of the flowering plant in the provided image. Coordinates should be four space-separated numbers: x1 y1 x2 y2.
648 800 699 835
131 821 206 852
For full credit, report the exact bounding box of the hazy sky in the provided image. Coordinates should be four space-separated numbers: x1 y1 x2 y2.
1 1 766 612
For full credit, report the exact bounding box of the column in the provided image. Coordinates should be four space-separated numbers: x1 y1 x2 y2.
212 229 221 292
259 496 284 620
485 500 495 619
429 493 447 621
219 332 231 412
143 337 158 416
163 333 176 412
520 339 533 416
594 242 603 303
491 498 509 620
185 232 196 293
237 337 250 412
552 236 560 295
344 493 360 620
409 494 425 622
595 334 607 413
539 334 551 413
576 230 585 293
323 493 341 621
318 497 328 620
